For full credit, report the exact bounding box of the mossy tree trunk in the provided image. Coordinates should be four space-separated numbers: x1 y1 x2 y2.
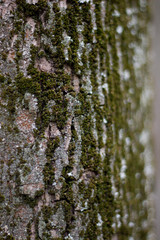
0 0 150 239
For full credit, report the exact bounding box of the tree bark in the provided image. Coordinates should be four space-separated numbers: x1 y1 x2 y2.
0 0 150 239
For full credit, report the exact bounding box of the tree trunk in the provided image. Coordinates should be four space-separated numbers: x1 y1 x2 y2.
0 0 151 239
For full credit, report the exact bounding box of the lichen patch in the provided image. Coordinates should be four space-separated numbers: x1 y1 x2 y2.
16 109 36 133
20 182 44 197
35 57 52 73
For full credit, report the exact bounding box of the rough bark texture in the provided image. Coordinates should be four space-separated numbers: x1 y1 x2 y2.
0 0 151 239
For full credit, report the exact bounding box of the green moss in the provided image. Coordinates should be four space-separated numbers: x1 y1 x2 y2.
35 189 44 198
15 170 21 188
14 20 23 34
23 165 31 177
21 194 38 208
0 193 5 203
0 74 5 83
52 3 65 68
1 235 15 240
1 52 7 61
1 84 18 119
26 221 32 240
16 0 49 19
43 161 55 186
63 1 80 73
5 206 11 215
42 206 53 222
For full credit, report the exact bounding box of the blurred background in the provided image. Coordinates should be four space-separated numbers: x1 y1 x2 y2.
152 1 160 239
